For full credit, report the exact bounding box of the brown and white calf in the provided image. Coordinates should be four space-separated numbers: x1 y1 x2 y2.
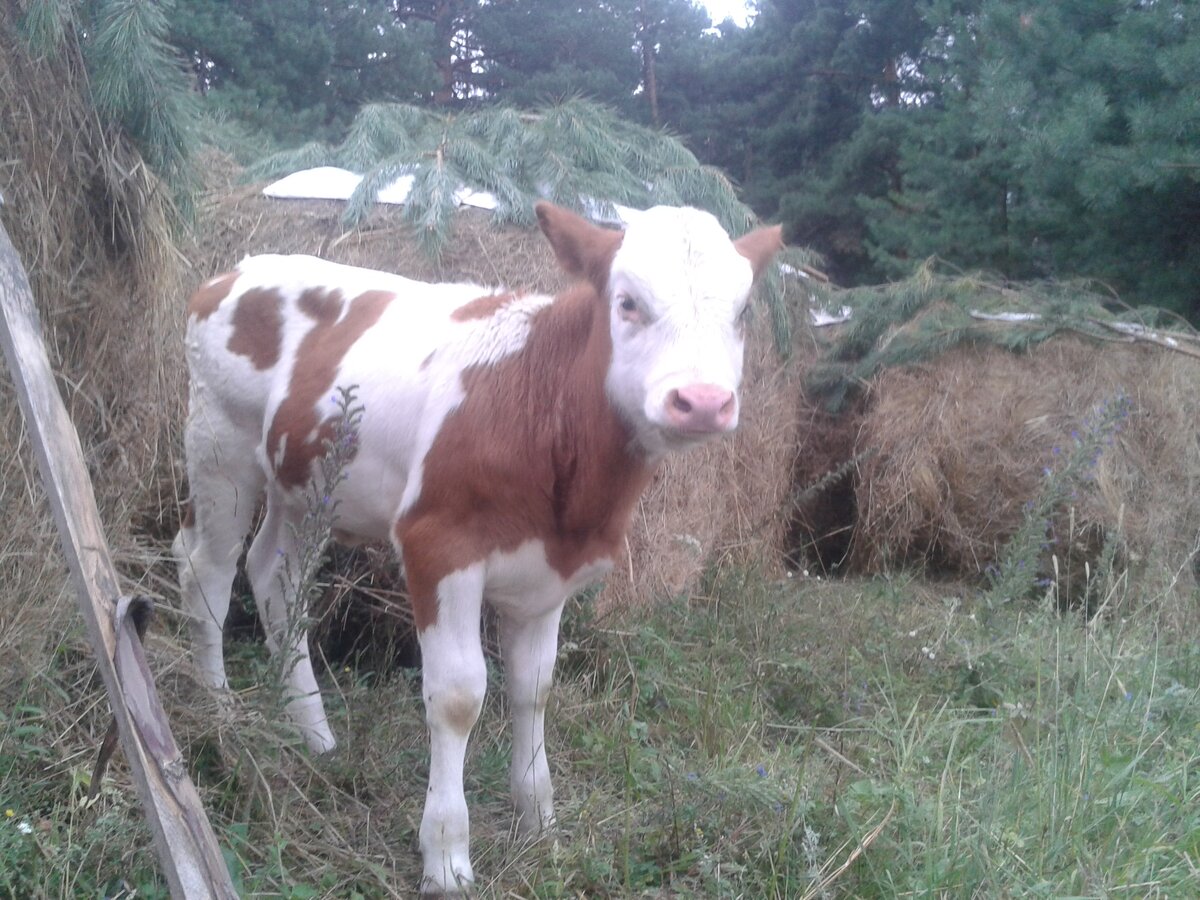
174 201 782 893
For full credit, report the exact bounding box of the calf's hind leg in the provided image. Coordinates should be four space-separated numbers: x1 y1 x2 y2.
174 408 264 690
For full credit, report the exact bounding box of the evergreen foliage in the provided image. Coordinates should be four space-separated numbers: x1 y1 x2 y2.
166 0 713 143
18 0 200 213
244 97 820 353
169 0 436 146
470 0 646 115
866 0 1200 318
806 262 1198 412
20 0 1200 321
247 99 755 257
657 1 1200 320
658 0 932 284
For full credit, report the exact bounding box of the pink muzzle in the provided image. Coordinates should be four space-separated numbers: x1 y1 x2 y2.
664 383 737 435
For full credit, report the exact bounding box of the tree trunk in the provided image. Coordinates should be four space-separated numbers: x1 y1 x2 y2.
638 5 660 126
643 43 660 126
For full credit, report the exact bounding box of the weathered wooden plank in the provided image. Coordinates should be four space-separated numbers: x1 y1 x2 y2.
0 221 236 899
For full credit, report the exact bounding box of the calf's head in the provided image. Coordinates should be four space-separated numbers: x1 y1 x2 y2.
536 201 784 456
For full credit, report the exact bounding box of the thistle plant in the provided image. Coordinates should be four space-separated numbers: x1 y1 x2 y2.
268 385 364 719
985 391 1131 608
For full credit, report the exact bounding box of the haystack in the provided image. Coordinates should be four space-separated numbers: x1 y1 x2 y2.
0 19 187 645
791 330 1200 594
191 178 806 653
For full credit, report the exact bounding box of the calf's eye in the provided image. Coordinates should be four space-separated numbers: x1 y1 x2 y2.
617 294 645 323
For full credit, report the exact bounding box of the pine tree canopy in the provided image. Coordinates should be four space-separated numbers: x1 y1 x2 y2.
862 0 1200 318
168 0 436 146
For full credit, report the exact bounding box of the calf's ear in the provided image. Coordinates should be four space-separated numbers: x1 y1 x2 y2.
535 202 624 292
734 224 785 283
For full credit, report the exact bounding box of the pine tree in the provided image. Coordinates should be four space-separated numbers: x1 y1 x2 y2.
469 0 644 117
867 0 1200 318
170 1 437 145
457 0 711 124
390 0 477 104
658 0 931 284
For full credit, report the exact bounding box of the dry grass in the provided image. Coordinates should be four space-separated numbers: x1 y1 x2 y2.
0 23 196 892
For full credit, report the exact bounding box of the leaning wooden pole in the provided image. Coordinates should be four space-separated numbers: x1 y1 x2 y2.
0 221 236 898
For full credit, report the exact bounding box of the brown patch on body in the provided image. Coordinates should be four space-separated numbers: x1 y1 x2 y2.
227 288 285 370
267 287 395 490
396 281 653 632
180 499 195 529
451 292 520 322
298 284 346 322
187 271 238 321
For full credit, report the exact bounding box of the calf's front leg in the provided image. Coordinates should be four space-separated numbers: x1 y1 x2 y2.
416 564 487 895
500 602 565 835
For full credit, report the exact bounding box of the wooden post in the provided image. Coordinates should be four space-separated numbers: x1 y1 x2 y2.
0 221 237 899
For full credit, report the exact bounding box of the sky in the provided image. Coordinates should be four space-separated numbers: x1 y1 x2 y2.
700 0 754 27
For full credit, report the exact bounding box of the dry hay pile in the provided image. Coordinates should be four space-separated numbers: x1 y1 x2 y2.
791 333 1200 595
0 18 186 652
193 179 805 655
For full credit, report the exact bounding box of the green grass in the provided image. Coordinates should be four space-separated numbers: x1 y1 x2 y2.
2 562 1199 897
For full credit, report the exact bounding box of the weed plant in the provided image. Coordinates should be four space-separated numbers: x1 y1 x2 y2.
985 391 1131 609
266 385 365 730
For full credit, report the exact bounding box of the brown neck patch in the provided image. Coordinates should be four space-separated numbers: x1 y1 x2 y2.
187 271 238 321
267 288 394 490
396 284 655 630
227 287 285 370
451 292 522 322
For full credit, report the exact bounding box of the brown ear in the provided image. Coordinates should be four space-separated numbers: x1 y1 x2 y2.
734 224 785 283
535 201 624 291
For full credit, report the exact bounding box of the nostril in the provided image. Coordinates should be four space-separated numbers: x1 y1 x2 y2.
669 390 693 414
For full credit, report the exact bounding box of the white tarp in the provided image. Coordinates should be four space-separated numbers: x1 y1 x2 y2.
262 166 500 211
262 166 650 225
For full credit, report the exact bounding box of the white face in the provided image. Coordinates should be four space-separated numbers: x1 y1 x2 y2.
604 206 755 457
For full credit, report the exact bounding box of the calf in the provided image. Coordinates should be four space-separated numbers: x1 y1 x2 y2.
175 202 782 893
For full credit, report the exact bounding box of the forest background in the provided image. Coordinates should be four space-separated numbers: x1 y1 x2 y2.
152 0 1200 319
